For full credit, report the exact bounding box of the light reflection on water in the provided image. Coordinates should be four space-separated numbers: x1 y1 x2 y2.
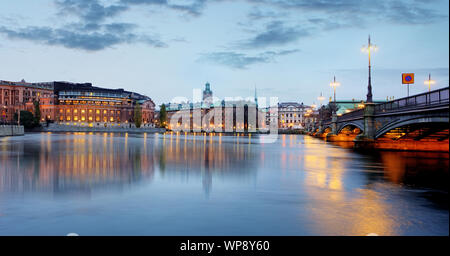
0 133 448 235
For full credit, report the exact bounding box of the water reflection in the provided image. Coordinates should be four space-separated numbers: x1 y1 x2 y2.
0 133 447 235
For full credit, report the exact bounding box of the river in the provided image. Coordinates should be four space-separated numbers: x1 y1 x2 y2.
0 132 448 235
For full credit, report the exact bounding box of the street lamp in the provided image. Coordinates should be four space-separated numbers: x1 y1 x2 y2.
361 35 378 103
317 92 325 107
424 73 436 92
330 76 340 104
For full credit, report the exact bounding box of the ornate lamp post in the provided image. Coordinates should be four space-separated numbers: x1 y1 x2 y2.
361 35 378 103
424 73 436 92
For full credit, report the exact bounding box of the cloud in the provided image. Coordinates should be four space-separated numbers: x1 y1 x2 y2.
239 21 310 48
120 0 207 16
0 24 167 51
56 0 129 23
199 49 299 69
0 0 168 51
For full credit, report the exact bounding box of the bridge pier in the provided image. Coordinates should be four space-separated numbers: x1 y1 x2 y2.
354 102 376 149
325 113 338 141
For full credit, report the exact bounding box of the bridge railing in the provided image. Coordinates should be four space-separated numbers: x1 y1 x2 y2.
375 87 449 113
337 108 364 121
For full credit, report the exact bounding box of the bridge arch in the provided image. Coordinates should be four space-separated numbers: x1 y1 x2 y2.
375 116 449 139
337 122 364 135
320 125 332 134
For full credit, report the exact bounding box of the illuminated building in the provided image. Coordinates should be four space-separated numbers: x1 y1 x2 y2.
165 82 263 132
54 82 155 127
267 102 311 130
1 79 155 127
0 80 55 123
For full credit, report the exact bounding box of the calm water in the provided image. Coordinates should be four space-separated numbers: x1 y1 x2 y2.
0 132 448 236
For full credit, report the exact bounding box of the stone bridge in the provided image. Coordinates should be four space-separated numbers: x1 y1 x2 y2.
310 87 449 151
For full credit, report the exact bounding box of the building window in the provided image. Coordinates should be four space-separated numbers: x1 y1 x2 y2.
66 116 71 121
96 110 100 114
74 116 78 121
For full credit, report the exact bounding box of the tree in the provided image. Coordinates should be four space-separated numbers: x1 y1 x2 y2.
33 100 41 127
318 103 340 121
14 110 35 129
134 102 142 128
159 104 167 128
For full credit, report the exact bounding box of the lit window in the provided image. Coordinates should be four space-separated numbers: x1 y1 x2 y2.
96 110 100 114
74 109 78 114
66 116 71 121
103 110 107 114
81 109 85 114
74 116 78 121
110 117 114 122
81 116 86 121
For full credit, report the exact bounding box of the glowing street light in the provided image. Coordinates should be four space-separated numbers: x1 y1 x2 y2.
361 35 378 103
424 73 436 92
317 92 325 107
330 76 340 104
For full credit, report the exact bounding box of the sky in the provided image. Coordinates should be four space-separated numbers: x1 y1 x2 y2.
0 0 448 107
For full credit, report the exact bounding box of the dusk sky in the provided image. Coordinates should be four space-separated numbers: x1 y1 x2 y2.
0 0 448 107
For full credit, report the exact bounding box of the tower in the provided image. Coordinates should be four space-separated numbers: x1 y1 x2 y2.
202 82 213 105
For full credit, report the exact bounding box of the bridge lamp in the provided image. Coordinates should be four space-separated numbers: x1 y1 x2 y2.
361 35 377 103
329 76 340 104
424 73 436 92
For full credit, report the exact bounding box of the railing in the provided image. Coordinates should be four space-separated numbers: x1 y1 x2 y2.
337 108 364 121
375 87 449 113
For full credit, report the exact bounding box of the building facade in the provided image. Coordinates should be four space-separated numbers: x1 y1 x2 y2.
0 80 155 127
1 80 55 123
266 102 314 130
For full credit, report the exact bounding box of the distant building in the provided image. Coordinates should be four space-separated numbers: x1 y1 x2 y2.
0 79 155 127
165 82 263 132
332 100 385 116
202 82 213 105
265 102 313 130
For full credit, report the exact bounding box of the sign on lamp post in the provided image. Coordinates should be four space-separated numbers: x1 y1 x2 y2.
402 73 414 97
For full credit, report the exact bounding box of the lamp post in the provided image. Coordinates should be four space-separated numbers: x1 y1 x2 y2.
330 76 340 104
361 35 378 103
424 73 436 92
317 92 325 107
330 76 340 115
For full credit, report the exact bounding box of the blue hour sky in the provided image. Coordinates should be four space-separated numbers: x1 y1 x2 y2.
0 0 448 106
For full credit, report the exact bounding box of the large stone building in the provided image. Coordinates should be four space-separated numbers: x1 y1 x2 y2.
0 79 155 127
265 102 315 130
1 80 55 123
